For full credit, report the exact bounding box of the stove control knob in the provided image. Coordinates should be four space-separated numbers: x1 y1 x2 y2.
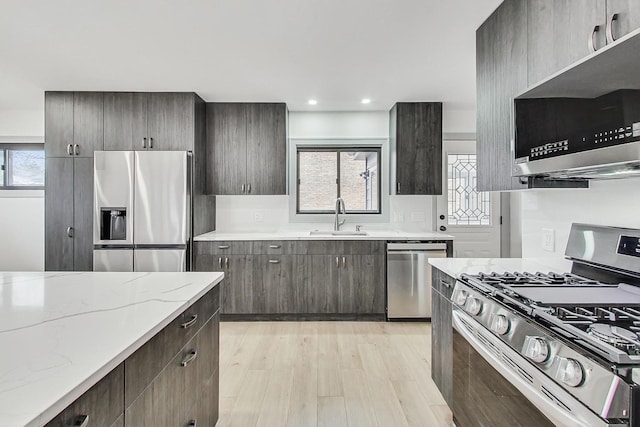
466 297 483 316
523 336 550 363
453 290 468 306
556 358 584 387
490 314 511 335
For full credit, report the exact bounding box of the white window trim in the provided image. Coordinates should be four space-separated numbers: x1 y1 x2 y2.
288 138 390 224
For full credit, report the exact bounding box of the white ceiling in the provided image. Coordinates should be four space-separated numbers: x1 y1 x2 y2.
0 0 502 112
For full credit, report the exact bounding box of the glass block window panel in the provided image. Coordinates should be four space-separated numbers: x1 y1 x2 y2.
339 151 379 212
298 151 338 211
447 154 491 225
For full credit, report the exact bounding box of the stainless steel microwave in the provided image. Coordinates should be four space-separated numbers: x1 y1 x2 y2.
512 28 640 179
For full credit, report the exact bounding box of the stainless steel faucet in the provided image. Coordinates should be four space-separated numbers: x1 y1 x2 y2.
334 197 346 231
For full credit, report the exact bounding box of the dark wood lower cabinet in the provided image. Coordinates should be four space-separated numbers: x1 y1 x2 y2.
45 285 220 427
431 268 454 407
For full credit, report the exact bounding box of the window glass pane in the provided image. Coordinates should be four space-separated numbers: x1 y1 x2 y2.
298 151 337 211
7 150 45 186
0 150 5 186
447 154 491 225
339 151 378 212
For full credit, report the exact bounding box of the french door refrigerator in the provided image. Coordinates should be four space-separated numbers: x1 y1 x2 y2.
93 151 191 272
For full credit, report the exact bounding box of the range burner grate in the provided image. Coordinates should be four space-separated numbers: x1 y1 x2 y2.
474 271 602 287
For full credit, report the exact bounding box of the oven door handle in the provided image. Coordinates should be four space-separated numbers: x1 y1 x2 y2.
452 309 609 427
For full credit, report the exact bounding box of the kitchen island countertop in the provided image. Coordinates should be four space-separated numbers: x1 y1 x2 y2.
428 257 573 278
194 230 454 241
0 271 224 427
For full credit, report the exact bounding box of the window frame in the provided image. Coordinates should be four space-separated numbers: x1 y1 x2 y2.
0 143 45 190
296 146 382 215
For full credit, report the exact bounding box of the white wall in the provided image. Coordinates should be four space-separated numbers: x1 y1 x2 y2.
0 109 45 271
518 177 640 259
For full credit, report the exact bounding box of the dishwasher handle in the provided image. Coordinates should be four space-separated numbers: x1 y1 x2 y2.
387 243 447 251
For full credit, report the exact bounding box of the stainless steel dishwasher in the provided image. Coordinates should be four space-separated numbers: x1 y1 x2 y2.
386 242 448 319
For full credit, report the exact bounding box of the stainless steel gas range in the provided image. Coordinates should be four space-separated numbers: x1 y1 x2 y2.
452 224 640 427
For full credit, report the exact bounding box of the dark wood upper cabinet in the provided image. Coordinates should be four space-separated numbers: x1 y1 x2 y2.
147 92 195 151
103 92 147 151
389 102 442 195
476 0 529 192
45 92 74 158
207 103 287 195
73 92 104 157
607 0 640 41
246 103 287 195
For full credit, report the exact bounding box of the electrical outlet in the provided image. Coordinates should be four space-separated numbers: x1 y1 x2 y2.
254 211 264 223
542 228 555 252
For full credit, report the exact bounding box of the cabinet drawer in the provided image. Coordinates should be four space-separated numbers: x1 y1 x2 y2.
286 240 340 254
252 240 285 254
432 267 455 300
197 241 252 255
45 364 124 427
124 285 220 406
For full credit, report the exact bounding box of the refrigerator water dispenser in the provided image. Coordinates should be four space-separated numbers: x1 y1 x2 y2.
100 208 127 240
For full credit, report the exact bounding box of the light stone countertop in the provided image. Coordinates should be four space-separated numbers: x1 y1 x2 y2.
428 257 573 278
0 271 224 427
194 230 454 241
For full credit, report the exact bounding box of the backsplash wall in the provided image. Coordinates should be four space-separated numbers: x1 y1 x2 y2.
517 177 640 258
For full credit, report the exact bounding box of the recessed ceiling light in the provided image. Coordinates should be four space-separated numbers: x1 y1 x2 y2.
361 98 371 104
308 99 317 105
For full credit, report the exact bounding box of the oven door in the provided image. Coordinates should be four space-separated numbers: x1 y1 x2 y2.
452 307 617 427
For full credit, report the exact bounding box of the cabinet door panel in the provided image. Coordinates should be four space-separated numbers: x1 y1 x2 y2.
246 103 287 195
45 364 124 427
607 0 640 40
147 93 194 151
339 254 385 314
208 103 247 195
45 158 74 271
476 0 528 191
73 92 104 157
104 92 147 151
224 255 254 313
259 255 294 313
307 255 339 313
527 0 606 86
45 92 74 157
73 158 94 271
394 103 442 195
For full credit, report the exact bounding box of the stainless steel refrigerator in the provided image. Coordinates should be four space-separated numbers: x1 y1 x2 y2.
93 151 191 272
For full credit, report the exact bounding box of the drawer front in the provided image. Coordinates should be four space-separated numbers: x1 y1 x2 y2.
125 285 220 406
252 240 285 254
286 240 340 254
45 364 124 427
206 241 252 255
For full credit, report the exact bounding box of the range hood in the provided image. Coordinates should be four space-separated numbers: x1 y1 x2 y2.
512 27 640 180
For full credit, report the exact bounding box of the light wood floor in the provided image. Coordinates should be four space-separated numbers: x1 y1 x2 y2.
216 321 452 427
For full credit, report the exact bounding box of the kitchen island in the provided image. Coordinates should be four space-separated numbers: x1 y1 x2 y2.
0 271 223 427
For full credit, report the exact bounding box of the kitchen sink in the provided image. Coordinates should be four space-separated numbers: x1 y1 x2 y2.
309 230 368 236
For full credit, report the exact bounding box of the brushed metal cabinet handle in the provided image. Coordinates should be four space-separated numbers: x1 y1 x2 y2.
440 279 451 288
188 421 197 427
218 257 222 269
67 144 73 156
66 226 74 238
269 259 280 264
336 256 340 268
218 245 230 249
396 182 400 194
142 137 147 149
342 256 346 268
269 244 281 249
180 349 197 367
225 257 229 269
247 183 251 193
588 25 601 52
180 314 198 329
241 184 245 193
606 13 619 44
148 137 153 149
73 144 79 156
73 415 89 427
